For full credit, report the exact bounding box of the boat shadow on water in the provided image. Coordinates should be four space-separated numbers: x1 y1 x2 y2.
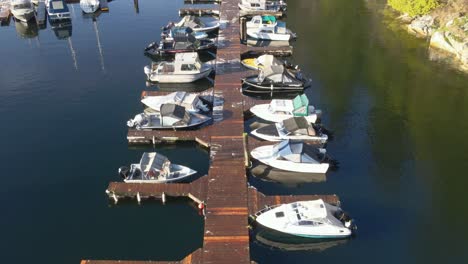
251 227 350 252
248 161 327 186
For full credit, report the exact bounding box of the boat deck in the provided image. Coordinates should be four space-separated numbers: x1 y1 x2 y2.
83 0 338 263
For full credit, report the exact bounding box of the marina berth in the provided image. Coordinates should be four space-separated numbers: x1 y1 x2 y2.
144 52 214 83
238 0 287 12
242 63 311 93
254 199 356 238
144 34 216 56
45 0 70 21
127 103 211 130
251 116 329 143
80 0 100 14
249 94 321 123
141 91 210 113
10 0 35 22
250 140 331 173
118 152 197 183
246 16 296 41
241 54 299 71
173 15 220 33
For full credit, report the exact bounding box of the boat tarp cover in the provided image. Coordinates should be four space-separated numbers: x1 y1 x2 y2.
50 0 69 12
257 124 279 136
292 94 309 116
181 16 205 28
258 65 300 84
160 104 191 125
277 140 320 163
257 54 282 68
140 152 169 172
262 15 276 24
282 117 314 135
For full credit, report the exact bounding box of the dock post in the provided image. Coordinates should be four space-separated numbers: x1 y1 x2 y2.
152 136 156 146
240 17 247 43
137 192 141 204
162 192 166 204
112 193 118 204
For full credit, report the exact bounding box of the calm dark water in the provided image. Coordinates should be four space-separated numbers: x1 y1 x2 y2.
1 0 468 263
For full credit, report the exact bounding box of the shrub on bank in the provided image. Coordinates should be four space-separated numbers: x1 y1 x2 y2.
388 0 440 16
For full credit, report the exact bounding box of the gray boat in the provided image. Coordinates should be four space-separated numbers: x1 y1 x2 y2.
118 152 197 183
127 103 211 130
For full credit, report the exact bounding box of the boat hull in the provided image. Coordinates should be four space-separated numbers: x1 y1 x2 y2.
80 2 99 13
11 9 35 22
251 129 328 143
124 165 197 183
250 104 319 123
250 145 329 173
146 68 213 83
247 30 291 41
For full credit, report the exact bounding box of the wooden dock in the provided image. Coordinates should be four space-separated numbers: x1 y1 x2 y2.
179 7 220 17
0 1 10 23
83 0 341 263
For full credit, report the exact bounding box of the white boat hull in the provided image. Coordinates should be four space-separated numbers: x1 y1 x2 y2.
247 30 291 41
251 129 328 143
11 9 35 22
80 1 99 13
124 165 197 183
256 204 352 238
250 104 319 123
251 145 329 173
147 70 212 83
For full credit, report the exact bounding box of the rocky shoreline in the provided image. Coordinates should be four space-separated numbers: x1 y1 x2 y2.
398 0 468 72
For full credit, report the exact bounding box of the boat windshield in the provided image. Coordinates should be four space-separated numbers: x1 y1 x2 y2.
51 1 64 10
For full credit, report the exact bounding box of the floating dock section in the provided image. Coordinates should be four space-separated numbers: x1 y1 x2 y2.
35 1 46 26
83 0 339 263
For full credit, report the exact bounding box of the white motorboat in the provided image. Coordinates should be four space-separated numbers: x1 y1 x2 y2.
10 0 35 22
251 117 328 143
238 0 286 12
144 52 214 83
161 26 208 41
127 104 211 130
141 92 210 113
247 20 296 41
45 0 70 21
118 152 197 183
250 140 330 173
242 64 310 93
80 0 99 14
174 15 220 33
254 199 356 238
250 94 321 123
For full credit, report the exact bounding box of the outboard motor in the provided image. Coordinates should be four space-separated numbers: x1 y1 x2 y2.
118 166 130 180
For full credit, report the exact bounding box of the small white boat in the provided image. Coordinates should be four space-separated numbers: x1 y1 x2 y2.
118 152 197 183
238 0 287 12
141 91 209 113
174 15 220 33
250 94 321 123
45 0 70 21
251 117 328 143
80 0 99 14
254 199 356 238
10 0 35 22
250 140 330 173
127 104 211 130
247 19 296 41
144 52 213 83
